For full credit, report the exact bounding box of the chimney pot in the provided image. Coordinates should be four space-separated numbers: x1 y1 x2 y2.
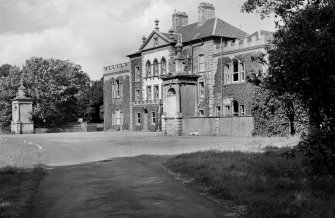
198 2 215 26
172 11 188 31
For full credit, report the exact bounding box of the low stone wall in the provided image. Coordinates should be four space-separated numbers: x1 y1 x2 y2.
35 123 104 133
182 116 254 137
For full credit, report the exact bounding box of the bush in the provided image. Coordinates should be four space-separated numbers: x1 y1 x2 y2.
298 132 335 176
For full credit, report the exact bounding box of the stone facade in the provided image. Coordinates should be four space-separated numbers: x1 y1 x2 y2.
103 2 272 136
103 63 130 130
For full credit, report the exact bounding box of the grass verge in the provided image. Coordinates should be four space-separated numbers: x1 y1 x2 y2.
0 166 45 217
165 149 335 217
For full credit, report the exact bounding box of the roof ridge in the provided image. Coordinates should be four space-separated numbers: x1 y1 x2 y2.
212 17 218 35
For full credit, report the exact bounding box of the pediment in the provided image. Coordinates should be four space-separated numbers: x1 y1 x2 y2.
140 31 170 51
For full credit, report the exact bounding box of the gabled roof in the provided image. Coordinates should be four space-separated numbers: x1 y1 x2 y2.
138 30 170 51
176 17 248 43
128 17 249 56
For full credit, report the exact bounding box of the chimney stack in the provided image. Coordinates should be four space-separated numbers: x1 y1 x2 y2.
198 2 215 26
172 10 188 31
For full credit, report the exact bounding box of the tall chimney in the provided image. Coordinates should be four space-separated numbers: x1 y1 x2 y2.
172 10 188 31
198 2 215 26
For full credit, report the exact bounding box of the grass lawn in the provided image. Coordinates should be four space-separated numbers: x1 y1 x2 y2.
165 148 335 218
0 166 45 217
0 137 45 217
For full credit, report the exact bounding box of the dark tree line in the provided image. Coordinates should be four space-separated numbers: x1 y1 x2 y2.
0 57 103 131
243 0 335 174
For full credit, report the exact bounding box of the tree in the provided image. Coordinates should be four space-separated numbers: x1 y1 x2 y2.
0 64 21 131
85 79 103 123
0 64 11 77
242 0 335 174
0 58 90 129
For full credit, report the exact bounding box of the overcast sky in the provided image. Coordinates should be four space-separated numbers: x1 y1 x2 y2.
0 0 275 80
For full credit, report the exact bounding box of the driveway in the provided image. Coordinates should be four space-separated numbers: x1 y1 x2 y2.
1 131 298 166
1 132 298 217
31 155 232 218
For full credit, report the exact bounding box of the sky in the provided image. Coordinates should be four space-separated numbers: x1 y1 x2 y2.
0 0 275 80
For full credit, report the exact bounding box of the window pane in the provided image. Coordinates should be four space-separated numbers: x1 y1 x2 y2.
233 73 239 81
233 60 238 72
161 58 166 75
147 86 152 100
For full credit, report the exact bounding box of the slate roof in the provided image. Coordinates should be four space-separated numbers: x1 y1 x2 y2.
128 17 249 55
176 18 248 43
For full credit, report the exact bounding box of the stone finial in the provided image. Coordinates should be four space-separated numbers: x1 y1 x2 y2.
18 76 27 98
175 41 183 57
154 18 159 31
174 40 186 74
142 35 146 43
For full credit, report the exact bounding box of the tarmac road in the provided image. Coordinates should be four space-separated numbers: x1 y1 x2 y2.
31 155 233 218
1 131 298 217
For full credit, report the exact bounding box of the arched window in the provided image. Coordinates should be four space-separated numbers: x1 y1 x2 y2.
116 80 122 97
146 61 151 78
135 65 140 81
167 88 176 95
161 57 166 76
113 108 123 125
153 59 159 77
232 100 239 116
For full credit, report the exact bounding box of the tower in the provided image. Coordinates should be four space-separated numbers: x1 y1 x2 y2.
11 79 34 134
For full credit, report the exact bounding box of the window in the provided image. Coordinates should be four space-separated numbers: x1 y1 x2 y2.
199 109 205 117
135 89 140 101
240 105 245 116
115 80 122 97
233 60 239 82
240 63 245 81
199 81 205 98
226 74 230 84
161 58 166 76
136 113 141 125
153 59 159 77
120 112 123 125
225 64 230 84
151 112 156 124
233 101 239 116
112 82 115 98
146 61 151 78
146 86 152 101
216 106 221 116
226 106 230 116
113 109 123 125
135 66 140 81
154 85 159 100
199 54 205 72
